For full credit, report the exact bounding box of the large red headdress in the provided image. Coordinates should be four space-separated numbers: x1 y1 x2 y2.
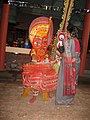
29 17 53 58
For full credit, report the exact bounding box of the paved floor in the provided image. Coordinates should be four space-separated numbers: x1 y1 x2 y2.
0 74 90 120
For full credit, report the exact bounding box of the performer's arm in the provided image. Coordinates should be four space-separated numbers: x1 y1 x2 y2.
56 50 64 57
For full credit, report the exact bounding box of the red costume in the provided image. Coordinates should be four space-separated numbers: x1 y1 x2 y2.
22 17 58 103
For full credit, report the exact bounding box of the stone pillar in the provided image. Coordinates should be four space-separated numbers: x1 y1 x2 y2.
79 0 90 75
0 3 10 71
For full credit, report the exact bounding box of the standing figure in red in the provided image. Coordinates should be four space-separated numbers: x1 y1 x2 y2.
55 27 81 105
68 27 81 85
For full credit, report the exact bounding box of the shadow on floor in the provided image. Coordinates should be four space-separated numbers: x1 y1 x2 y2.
0 73 90 120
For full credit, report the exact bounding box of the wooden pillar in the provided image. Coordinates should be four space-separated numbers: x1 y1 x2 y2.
79 0 90 75
0 3 10 71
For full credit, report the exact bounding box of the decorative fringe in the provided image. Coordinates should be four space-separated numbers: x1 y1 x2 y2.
51 36 58 60
59 0 74 32
58 0 70 32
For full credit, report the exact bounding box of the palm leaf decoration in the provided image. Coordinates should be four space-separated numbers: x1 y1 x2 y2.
51 0 74 59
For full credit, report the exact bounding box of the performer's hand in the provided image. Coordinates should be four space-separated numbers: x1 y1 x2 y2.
60 53 64 57
56 50 64 57
56 50 61 56
72 58 76 62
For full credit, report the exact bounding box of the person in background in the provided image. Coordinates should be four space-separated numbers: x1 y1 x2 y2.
69 27 81 85
55 28 77 105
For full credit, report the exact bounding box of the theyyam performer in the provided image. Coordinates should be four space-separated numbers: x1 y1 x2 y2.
21 16 58 103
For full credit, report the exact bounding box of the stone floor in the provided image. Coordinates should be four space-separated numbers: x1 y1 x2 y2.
0 74 90 120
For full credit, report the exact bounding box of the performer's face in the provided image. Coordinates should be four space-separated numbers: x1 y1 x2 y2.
32 36 48 56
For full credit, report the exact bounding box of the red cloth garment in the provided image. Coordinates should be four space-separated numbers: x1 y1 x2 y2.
64 57 76 95
74 37 80 53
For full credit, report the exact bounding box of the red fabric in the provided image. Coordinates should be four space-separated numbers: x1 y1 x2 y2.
64 57 76 95
74 38 80 53
29 17 53 45
22 63 58 92
63 36 76 96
